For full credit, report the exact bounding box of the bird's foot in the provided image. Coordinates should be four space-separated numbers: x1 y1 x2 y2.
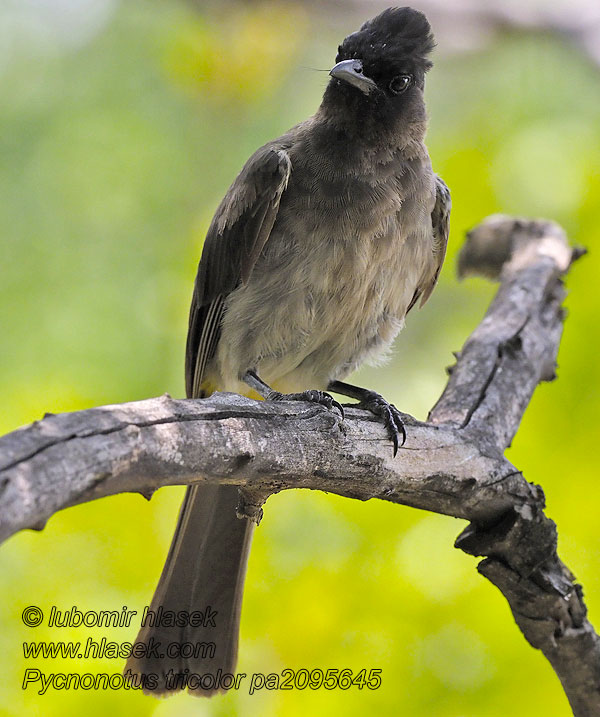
267 389 345 420
351 391 406 456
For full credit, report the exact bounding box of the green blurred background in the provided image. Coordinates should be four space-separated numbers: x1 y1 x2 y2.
2 1 599 715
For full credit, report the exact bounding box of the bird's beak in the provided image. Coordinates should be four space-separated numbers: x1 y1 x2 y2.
329 59 377 95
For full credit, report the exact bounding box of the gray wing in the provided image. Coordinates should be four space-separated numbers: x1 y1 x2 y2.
185 145 292 398
418 174 451 308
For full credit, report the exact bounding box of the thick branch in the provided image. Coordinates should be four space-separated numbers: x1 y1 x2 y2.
0 392 525 536
0 216 597 715
430 216 574 450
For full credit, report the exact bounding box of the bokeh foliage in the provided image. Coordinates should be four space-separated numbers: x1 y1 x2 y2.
1 1 599 715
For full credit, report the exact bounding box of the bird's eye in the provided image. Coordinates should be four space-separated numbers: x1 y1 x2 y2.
389 75 412 95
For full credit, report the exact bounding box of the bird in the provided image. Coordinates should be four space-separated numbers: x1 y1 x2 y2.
125 6 450 696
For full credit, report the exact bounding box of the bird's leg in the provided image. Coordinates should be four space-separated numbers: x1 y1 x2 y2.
242 370 344 418
327 380 406 456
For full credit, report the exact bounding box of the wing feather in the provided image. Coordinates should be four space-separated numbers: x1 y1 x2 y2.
418 174 451 307
185 146 292 398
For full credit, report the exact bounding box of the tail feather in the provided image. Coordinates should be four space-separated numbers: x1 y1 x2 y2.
125 484 254 697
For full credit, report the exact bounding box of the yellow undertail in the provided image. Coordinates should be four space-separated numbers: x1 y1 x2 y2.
200 379 263 402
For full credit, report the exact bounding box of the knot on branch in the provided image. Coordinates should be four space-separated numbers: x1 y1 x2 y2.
458 215 579 280
236 486 272 525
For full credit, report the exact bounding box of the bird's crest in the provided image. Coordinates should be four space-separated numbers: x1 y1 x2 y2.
338 7 435 72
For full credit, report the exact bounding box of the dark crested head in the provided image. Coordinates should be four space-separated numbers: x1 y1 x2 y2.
339 7 434 74
326 7 435 123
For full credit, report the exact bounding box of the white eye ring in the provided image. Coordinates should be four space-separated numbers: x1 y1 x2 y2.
389 75 412 94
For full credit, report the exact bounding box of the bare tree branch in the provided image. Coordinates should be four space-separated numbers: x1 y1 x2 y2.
0 216 597 715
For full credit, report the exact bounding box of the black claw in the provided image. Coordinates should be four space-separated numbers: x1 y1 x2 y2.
391 425 399 457
391 406 407 448
354 392 406 456
331 399 345 420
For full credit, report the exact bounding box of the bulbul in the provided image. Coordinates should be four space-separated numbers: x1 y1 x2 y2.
126 6 450 696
